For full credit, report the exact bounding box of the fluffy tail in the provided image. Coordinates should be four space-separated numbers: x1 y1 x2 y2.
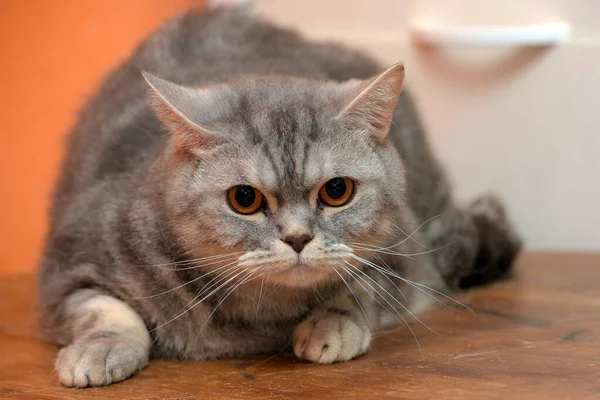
458 194 523 289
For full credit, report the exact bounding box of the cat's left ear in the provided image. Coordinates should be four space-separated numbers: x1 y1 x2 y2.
142 71 223 153
336 63 405 142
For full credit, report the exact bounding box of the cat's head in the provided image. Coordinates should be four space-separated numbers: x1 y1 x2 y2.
144 64 406 288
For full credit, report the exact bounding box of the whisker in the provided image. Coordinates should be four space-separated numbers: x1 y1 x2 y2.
194 269 264 344
350 243 451 258
341 262 423 357
146 252 245 270
332 266 372 329
402 277 476 315
345 261 438 336
255 273 267 322
372 253 408 302
193 264 249 302
352 254 473 314
349 211 446 253
390 221 432 251
134 260 240 299
151 265 248 331
352 255 443 310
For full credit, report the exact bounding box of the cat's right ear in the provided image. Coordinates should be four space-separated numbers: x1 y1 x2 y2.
335 63 405 143
142 71 222 154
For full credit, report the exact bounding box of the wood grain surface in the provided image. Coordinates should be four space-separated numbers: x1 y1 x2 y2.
1 253 598 399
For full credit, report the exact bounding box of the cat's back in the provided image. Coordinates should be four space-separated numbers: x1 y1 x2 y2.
135 6 380 83
56 7 381 204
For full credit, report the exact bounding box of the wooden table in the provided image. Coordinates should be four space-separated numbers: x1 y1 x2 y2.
1 253 598 399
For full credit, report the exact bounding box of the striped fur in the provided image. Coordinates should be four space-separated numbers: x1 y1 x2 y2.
39 6 521 387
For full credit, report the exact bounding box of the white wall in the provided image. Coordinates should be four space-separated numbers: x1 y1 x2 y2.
253 0 600 251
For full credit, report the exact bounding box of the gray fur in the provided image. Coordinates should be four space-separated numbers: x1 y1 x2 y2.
38 6 521 387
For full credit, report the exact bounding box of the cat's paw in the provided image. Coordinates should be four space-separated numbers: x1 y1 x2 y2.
292 311 372 364
55 335 149 387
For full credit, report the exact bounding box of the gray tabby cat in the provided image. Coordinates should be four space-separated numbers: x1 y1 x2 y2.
38 6 521 388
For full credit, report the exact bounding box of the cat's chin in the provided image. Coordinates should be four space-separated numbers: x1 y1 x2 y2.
264 264 339 288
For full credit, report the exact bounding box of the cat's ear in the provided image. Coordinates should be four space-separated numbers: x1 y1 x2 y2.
142 71 221 153
336 63 405 142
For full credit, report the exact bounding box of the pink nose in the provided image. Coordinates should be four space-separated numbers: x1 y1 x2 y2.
283 235 313 253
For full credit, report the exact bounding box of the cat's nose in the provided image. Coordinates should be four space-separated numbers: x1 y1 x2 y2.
282 234 313 254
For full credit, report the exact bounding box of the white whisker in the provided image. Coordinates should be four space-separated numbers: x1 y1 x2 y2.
345 261 438 336
352 254 473 314
332 266 372 329
390 221 432 251
402 277 475 315
151 264 248 331
341 262 423 357
349 211 445 253
135 260 240 299
146 252 245 270
255 273 267 322
350 244 451 258
372 253 408 302
194 269 264 344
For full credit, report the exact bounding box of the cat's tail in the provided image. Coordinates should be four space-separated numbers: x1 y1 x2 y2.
423 193 522 290
457 193 523 289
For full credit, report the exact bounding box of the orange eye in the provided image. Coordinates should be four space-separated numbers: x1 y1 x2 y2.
227 185 265 215
318 177 355 207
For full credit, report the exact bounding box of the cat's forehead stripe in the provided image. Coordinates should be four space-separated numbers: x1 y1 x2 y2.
300 141 311 183
261 142 282 185
266 105 319 193
232 92 324 193
237 95 262 145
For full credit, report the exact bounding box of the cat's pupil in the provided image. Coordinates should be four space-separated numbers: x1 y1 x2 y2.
325 178 346 200
235 186 256 208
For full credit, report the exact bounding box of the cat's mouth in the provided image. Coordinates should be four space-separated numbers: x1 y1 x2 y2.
236 247 353 288
268 262 341 288
289 259 308 268
290 261 324 271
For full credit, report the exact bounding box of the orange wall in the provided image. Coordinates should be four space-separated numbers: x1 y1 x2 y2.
0 0 205 275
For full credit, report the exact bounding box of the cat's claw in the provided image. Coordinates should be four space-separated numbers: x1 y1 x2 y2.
292 312 372 364
55 337 148 387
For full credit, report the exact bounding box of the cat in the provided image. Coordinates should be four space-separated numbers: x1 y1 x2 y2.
38 5 521 388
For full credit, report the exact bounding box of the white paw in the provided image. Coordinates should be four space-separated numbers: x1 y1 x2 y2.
56 335 148 387
292 312 372 364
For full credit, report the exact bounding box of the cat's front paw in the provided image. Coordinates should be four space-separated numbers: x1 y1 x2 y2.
55 335 149 387
292 311 372 364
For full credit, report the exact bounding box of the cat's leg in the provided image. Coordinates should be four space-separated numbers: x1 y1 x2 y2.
292 289 375 364
54 289 150 387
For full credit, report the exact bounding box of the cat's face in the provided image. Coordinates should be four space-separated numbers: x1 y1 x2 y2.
146 64 406 288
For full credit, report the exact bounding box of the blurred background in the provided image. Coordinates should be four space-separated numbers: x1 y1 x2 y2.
1 0 598 276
